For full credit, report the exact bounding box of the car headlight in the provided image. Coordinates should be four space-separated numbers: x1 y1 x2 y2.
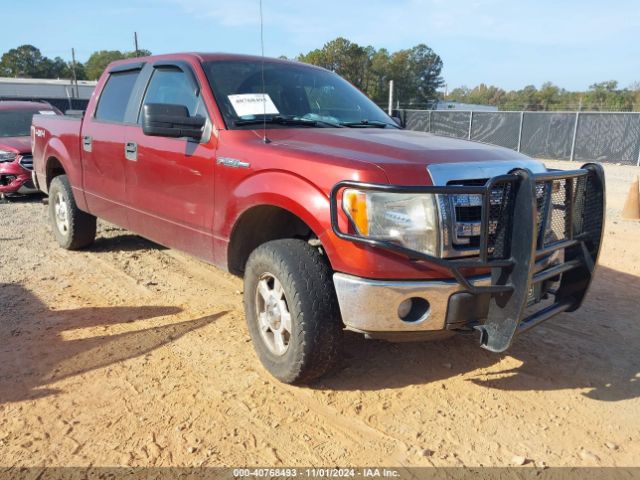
0 150 18 162
342 189 440 256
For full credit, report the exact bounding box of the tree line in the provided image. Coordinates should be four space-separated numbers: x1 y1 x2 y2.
1 41 638 111
446 81 640 112
0 45 151 82
0 40 445 107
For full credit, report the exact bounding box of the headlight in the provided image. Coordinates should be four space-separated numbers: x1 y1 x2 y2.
0 150 18 162
342 189 440 256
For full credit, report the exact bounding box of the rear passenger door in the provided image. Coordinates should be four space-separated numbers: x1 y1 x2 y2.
82 64 144 228
123 62 217 262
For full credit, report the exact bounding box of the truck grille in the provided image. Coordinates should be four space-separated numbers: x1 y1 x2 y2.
18 155 33 171
446 175 589 259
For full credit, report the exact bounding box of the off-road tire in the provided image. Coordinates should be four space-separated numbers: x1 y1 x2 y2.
49 175 96 250
244 239 343 384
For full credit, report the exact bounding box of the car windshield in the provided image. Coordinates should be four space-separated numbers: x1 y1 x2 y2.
0 109 52 137
203 60 397 129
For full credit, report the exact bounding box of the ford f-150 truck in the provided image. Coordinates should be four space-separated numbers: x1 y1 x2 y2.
32 53 605 384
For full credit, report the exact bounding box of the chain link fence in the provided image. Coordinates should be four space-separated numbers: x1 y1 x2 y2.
399 109 640 166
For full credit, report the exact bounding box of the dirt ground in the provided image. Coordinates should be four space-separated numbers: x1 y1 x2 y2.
0 160 638 468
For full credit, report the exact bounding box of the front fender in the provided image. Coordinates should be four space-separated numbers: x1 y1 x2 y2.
217 170 445 280
219 169 330 241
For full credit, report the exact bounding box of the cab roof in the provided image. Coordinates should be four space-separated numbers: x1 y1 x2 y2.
107 52 326 71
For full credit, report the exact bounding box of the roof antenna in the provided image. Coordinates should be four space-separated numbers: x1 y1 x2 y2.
259 0 271 144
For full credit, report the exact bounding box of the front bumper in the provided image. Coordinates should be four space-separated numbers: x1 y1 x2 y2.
0 161 32 194
333 273 488 333
330 163 605 352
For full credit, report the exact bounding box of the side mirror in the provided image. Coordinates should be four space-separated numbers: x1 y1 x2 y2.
392 116 403 127
142 103 205 141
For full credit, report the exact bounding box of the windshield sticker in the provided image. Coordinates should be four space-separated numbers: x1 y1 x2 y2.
228 93 279 117
38 110 57 115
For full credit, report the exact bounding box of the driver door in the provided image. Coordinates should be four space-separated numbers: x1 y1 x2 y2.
123 63 217 262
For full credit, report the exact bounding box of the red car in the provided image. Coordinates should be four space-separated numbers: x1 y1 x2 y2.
0 101 60 198
31 53 605 384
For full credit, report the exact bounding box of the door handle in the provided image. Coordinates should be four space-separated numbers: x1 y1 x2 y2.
82 136 92 152
124 141 137 161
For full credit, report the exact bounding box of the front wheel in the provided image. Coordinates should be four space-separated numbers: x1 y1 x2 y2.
243 239 343 384
49 175 96 250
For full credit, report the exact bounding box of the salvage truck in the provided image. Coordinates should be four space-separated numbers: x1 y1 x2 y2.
31 53 605 384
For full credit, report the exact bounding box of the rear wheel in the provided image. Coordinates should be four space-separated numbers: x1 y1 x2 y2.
49 175 96 249
243 239 343 384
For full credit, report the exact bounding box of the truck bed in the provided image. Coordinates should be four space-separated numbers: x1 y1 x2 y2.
32 114 83 195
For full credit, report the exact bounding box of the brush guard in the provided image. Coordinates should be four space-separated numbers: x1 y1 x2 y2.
330 163 605 353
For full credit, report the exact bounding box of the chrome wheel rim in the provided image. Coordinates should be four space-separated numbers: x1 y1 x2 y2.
255 272 292 356
54 191 69 235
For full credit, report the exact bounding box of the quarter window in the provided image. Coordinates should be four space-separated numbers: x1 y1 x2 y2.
94 70 140 123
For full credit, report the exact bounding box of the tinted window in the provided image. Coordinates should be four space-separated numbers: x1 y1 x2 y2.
0 109 55 137
95 70 140 122
139 68 205 121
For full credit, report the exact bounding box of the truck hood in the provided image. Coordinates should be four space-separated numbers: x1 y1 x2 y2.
266 128 539 184
0 136 31 154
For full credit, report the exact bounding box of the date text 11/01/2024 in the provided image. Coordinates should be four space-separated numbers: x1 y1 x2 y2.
232 468 400 477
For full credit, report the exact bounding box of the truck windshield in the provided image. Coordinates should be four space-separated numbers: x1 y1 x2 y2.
203 60 398 129
0 109 51 137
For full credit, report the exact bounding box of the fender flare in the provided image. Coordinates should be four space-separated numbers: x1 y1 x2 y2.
42 138 87 209
43 137 72 185
221 170 337 265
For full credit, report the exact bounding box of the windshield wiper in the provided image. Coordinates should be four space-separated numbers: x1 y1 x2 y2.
234 115 340 128
339 120 395 128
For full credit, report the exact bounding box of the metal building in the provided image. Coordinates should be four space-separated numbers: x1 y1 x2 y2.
0 77 97 112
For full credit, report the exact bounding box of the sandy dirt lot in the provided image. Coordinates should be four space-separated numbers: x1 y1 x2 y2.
0 160 638 468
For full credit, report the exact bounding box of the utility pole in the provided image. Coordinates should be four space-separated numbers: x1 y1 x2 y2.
388 80 394 116
134 32 140 57
70 48 79 99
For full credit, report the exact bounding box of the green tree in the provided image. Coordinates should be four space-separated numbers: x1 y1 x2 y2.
366 48 391 104
40 56 71 79
128 49 152 58
0 44 47 77
585 81 634 111
71 61 87 81
84 50 126 80
83 49 151 80
383 45 443 106
465 84 506 106
537 82 561 110
631 82 640 112
448 86 470 102
298 37 371 91
406 44 444 103
297 38 443 106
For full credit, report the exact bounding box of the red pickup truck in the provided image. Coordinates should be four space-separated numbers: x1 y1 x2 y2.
32 53 605 384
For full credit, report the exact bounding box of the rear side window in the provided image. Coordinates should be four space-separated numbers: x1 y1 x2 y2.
139 68 205 121
94 70 140 122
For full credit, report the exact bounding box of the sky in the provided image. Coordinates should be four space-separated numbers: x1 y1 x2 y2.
1 0 639 91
